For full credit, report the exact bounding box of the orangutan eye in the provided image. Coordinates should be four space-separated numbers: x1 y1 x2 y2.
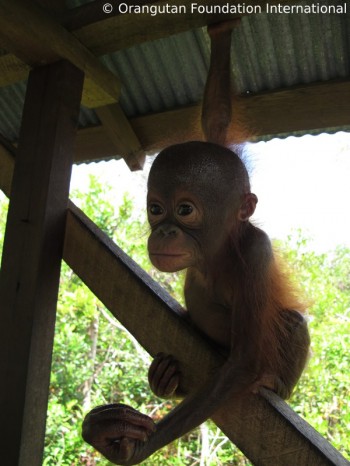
149 204 164 216
177 204 194 216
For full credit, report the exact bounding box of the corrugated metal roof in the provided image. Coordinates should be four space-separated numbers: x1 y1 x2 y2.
0 81 26 141
100 28 209 117
0 79 101 139
0 1 349 143
233 7 350 93
96 4 350 117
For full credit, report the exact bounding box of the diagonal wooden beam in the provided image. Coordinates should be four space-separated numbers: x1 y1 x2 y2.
0 0 146 166
0 146 347 466
63 205 349 466
95 103 145 171
0 0 120 108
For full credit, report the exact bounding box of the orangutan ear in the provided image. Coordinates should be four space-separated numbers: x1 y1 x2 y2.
238 193 258 221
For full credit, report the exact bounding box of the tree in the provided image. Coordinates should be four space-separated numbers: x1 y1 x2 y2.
278 232 350 458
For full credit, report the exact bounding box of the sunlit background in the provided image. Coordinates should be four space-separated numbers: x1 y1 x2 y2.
69 131 350 252
1 131 349 463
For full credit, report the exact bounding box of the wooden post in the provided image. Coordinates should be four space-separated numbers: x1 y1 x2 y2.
0 61 83 465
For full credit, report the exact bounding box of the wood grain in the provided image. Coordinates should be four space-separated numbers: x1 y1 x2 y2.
63 204 348 466
0 61 83 465
95 103 145 171
72 80 350 162
0 0 120 107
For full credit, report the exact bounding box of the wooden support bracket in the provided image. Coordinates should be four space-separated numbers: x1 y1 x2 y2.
0 0 145 167
95 104 145 171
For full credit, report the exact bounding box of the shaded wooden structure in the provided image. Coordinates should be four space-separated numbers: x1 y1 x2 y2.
0 1 349 465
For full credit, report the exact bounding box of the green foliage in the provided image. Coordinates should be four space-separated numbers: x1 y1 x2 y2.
0 179 349 464
277 231 350 460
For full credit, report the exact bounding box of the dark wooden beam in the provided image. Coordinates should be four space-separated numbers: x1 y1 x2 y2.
0 1 304 59
0 0 303 93
95 103 145 171
0 61 83 465
63 204 348 466
61 0 111 30
0 140 14 197
0 0 145 162
0 146 348 466
73 124 119 163
74 0 303 56
62 0 157 31
213 388 349 466
0 0 120 107
5 80 348 166
35 0 66 14
130 80 350 149
71 80 350 163
242 79 350 137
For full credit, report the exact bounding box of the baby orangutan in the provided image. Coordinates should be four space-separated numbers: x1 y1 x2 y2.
82 22 310 466
82 142 310 464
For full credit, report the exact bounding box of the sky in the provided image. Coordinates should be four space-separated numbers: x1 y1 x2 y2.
70 131 350 253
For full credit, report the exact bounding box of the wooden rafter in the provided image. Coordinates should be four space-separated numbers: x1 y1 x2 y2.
0 145 348 466
0 0 120 108
35 0 66 14
72 79 350 162
0 1 347 167
130 79 350 146
72 0 304 56
2 79 348 165
95 104 145 171
0 0 146 169
0 0 303 94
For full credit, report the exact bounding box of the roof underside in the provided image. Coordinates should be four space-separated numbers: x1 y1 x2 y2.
0 0 349 167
